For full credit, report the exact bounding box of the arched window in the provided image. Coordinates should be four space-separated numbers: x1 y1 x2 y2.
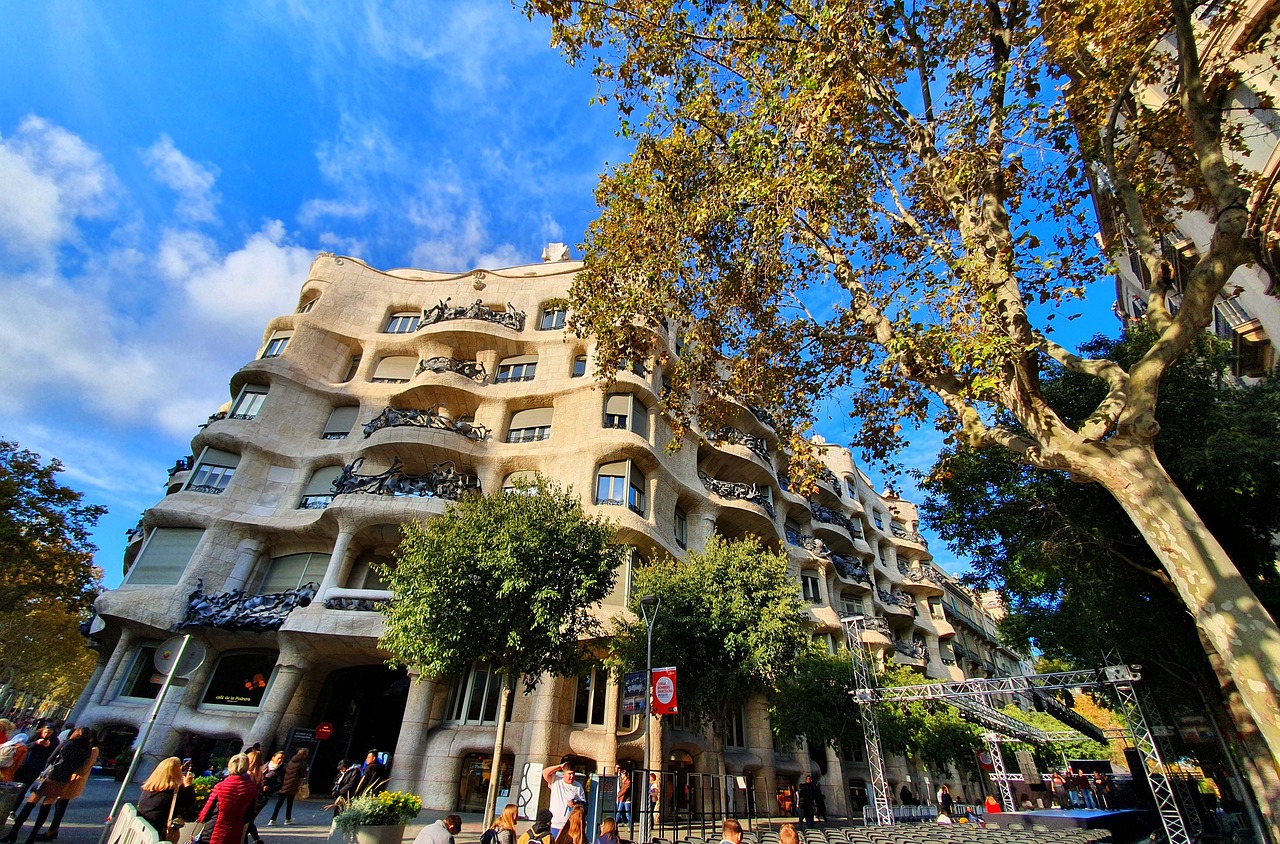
506 408 553 443
259 552 330 593
200 651 278 709
503 471 540 493
371 356 416 384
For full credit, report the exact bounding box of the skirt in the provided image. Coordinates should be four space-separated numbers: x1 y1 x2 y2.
35 779 74 800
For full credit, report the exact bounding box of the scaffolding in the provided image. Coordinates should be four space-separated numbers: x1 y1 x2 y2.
839 618 1190 844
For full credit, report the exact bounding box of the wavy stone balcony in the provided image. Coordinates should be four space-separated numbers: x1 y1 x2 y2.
419 298 526 332
180 579 316 632
362 406 491 442
699 470 775 518
877 587 916 614
334 457 481 500
415 356 487 382
324 588 392 611
711 426 771 464
810 501 864 539
894 638 929 662
898 562 945 594
891 525 929 549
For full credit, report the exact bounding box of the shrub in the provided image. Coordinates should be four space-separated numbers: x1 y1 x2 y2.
191 776 220 811
333 791 423 830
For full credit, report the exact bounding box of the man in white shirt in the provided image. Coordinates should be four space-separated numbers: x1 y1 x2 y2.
542 761 587 836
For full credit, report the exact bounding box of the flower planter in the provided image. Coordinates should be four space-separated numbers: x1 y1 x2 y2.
329 822 407 844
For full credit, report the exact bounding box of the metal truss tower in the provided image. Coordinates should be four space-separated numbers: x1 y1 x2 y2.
841 616 893 826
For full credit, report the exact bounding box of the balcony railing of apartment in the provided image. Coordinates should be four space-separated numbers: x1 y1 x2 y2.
180 578 317 631
324 588 392 611
362 406 491 441
903 565 945 585
415 356 487 382
420 298 526 331
894 639 928 660
698 470 775 517
167 456 193 480
747 404 778 431
861 616 892 637
891 525 928 547
713 426 771 463
785 527 832 559
810 501 864 537
878 588 916 610
832 554 871 585
334 456 481 500
299 494 334 510
126 520 145 543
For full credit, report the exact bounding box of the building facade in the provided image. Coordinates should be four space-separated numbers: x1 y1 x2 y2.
76 251 1018 817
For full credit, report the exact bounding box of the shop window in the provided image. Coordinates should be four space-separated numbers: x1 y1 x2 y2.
458 753 514 814
125 528 204 586
201 651 276 708
573 666 609 727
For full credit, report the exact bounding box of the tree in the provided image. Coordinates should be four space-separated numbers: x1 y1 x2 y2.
872 667 985 782
611 535 816 775
0 440 105 614
377 477 624 825
769 649 862 752
527 0 1280 778
0 601 98 708
919 328 1280 814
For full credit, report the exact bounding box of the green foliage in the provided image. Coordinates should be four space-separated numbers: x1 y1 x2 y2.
769 648 862 750
611 535 817 738
333 791 423 830
996 705 1111 769
872 666 984 775
920 330 1280 700
0 439 104 614
378 477 624 689
0 601 97 706
191 776 219 810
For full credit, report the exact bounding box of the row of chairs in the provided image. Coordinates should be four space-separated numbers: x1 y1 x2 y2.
652 823 1112 844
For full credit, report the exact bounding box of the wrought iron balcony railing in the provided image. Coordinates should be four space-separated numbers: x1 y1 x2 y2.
878 588 916 610
416 356 487 381
180 579 316 632
810 501 863 537
894 639 928 660
362 406 491 441
713 426 771 463
832 554 871 585
334 457 480 500
698 471 775 517
420 298 526 332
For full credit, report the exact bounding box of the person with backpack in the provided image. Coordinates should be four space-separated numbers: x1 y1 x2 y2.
517 810 554 844
0 735 27 783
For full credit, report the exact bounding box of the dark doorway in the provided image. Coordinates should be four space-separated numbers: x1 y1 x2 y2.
306 664 410 792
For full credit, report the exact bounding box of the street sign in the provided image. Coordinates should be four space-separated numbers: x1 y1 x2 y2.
154 637 206 679
316 722 334 740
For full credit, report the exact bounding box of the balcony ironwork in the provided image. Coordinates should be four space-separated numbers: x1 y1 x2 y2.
832 554 871 585
698 471 775 517
180 578 316 632
299 495 334 510
334 456 481 500
818 467 841 490
167 456 193 480
878 588 916 610
126 520 145 543
362 406 491 441
942 657 957 666
810 501 863 537
187 485 226 495
201 411 227 428
785 527 831 558
904 565 945 586
420 298 526 332
894 639 928 660
861 616 892 637
747 404 778 430
891 525 928 548
713 426 771 463
325 596 389 611
416 356 487 382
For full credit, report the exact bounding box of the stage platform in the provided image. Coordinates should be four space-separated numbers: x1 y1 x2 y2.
1007 809 1155 843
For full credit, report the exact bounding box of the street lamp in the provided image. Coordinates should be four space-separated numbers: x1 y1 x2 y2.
639 594 660 844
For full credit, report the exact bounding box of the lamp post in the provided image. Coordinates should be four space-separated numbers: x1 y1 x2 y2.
639 594 660 844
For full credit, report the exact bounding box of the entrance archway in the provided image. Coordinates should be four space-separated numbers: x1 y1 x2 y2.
307 664 410 790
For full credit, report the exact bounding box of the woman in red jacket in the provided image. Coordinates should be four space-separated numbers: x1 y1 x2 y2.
197 755 259 844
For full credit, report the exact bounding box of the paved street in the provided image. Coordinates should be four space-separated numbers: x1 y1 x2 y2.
0 778 488 844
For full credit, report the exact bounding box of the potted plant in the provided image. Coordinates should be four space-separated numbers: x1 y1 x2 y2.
330 791 423 844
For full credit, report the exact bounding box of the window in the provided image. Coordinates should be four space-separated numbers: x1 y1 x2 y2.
604 394 649 438
444 662 508 725
262 331 291 358
873 513 884 530
539 307 568 330
674 507 688 549
384 311 421 333
230 385 267 420
349 554 393 590
259 552 330 593
801 572 822 603
603 546 636 608
844 476 857 499
371 356 416 384
596 462 627 506
628 472 646 516
503 471 540 494
119 645 161 700
506 408 553 443
573 666 609 726
201 651 277 708
187 449 239 494
323 406 360 439
572 356 588 378
297 296 319 314
342 355 362 383
495 355 537 383
300 466 344 509
726 707 747 749
125 528 204 586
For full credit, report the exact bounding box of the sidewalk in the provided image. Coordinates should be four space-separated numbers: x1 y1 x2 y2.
5 778 491 844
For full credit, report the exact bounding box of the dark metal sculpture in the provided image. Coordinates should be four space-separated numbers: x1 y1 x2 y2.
810 501 864 537
894 638 929 660
334 456 481 500
415 356 487 382
420 298 526 331
324 596 388 611
362 406 491 441
180 578 316 631
878 588 916 610
747 404 777 430
833 554 872 585
713 426 771 463
698 470 775 517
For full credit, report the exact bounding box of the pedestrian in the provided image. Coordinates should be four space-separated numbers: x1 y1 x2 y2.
779 823 798 844
413 814 461 844
595 817 620 844
938 784 953 816
136 757 197 839
796 775 819 829
616 770 631 825
195 754 258 844
495 805 520 844
11 727 57 806
0 735 28 783
554 806 586 844
355 750 388 796
517 810 554 844
2 727 96 844
329 759 361 815
243 749 267 844
1093 773 1110 810
542 761 586 838
267 748 309 825
720 818 743 844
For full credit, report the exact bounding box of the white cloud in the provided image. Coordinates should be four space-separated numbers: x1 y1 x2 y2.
407 178 526 271
179 220 315 327
0 116 116 265
143 135 221 222
299 197 370 225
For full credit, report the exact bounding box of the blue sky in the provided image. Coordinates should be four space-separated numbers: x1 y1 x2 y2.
1 1 1117 589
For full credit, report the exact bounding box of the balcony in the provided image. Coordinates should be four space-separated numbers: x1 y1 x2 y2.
420 298 526 331
832 554 871 587
416 356 487 382
810 501 864 538
893 638 928 662
362 406 490 442
699 470 775 517
180 578 316 632
878 588 916 613
324 588 392 611
299 494 334 510
712 426 771 463
891 524 928 549
334 457 481 500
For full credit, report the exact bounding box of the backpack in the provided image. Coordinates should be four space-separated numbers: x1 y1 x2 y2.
0 744 15 769
481 829 498 844
518 830 553 844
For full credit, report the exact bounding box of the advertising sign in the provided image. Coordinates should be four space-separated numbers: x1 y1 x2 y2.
652 667 679 715
623 670 647 715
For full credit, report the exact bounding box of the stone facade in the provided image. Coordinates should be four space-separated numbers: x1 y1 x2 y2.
77 251 1018 817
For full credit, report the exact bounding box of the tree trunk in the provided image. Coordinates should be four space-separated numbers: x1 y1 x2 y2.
482 671 516 828
1092 443 1280 820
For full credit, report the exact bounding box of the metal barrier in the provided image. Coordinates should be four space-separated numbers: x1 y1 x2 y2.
616 768 775 842
106 803 161 844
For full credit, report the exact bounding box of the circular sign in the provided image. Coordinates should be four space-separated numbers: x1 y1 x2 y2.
154 637 207 679
654 675 676 705
315 722 334 740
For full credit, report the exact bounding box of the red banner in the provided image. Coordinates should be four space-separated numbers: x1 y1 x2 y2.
652 667 679 715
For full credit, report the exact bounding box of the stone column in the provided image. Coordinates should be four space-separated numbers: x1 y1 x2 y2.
66 656 108 727
317 529 356 600
224 538 265 592
95 628 135 705
390 670 437 793
600 679 621 774
246 663 307 748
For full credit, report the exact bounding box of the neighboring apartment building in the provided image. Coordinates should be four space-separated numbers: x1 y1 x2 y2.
1102 0 1279 377
73 250 1016 818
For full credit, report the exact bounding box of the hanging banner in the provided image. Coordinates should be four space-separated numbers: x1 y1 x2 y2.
623 671 647 715
651 666 679 715
975 750 995 772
